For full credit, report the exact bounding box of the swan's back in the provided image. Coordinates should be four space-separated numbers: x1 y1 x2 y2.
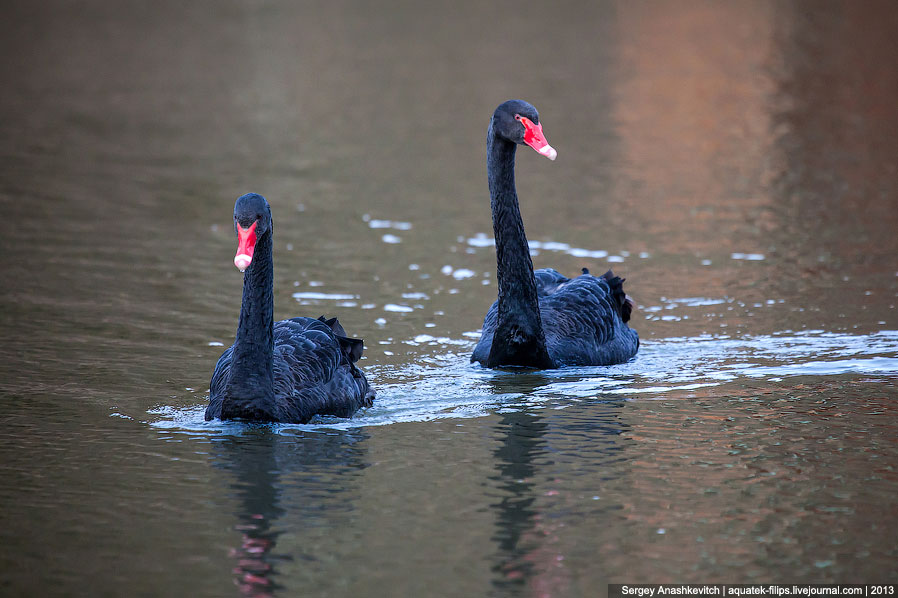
473 269 638 367
538 269 638 366
208 316 374 423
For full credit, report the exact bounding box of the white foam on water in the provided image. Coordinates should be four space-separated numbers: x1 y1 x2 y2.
150 330 898 434
383 304 414 313
292 292 358 301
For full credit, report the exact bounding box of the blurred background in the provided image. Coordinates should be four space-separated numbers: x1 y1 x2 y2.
1 0 896 595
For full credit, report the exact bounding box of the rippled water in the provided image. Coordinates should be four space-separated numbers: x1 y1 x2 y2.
152 329 898 433
2 0 898 595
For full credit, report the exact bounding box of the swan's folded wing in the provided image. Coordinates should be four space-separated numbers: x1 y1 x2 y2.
539 273 638 366
471 299 499 364
317 315 364 362
206 346 234 420
533 268 570 297
598 270 633 323
273 317 373 420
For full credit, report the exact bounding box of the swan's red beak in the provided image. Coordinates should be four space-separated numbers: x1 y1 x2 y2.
234 221 258 272
520 116 557 161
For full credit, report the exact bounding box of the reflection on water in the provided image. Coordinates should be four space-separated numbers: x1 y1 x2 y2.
2 0 898 594
210 429 368 596
490 409 552 595
215 433 290 596
489 401 631 596
485 373 556 595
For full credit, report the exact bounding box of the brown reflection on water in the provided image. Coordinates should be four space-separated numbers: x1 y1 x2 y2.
769 1 898 289
605 0 898 337
1 0 898 595
612 1 778 257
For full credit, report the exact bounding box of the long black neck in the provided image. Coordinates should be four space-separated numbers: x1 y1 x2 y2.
224 229 276 417
486 126 553 368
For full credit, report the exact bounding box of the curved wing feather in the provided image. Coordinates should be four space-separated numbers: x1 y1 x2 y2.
207 316 374 423
472 269 638 367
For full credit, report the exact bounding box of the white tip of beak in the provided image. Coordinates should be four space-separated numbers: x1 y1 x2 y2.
234 255 252 272
538 144 557 161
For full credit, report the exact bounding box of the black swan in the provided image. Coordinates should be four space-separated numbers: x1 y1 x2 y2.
471 100 639 369
205 193 374 423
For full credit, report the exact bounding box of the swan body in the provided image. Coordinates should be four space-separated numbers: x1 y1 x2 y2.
206 193 374 423
473 267 638 367
472 100 639 369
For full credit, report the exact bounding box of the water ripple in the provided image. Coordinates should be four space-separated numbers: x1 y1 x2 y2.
148 330 898 434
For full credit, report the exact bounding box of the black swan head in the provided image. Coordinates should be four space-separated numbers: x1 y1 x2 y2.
490 99 557 161
233 192 273 272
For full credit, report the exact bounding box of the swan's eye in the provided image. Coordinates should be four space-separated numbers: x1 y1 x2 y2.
514 114 522 121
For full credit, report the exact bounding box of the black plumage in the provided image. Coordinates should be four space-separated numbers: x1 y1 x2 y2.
205 193 374 423
471 100 639 368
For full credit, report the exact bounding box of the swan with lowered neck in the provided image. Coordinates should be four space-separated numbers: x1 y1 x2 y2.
205 193 374 423
471 100 639 369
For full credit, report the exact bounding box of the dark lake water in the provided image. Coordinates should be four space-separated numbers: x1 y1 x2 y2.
2 0 897 595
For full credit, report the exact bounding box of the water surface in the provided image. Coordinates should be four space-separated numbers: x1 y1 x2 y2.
1 0 897 595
